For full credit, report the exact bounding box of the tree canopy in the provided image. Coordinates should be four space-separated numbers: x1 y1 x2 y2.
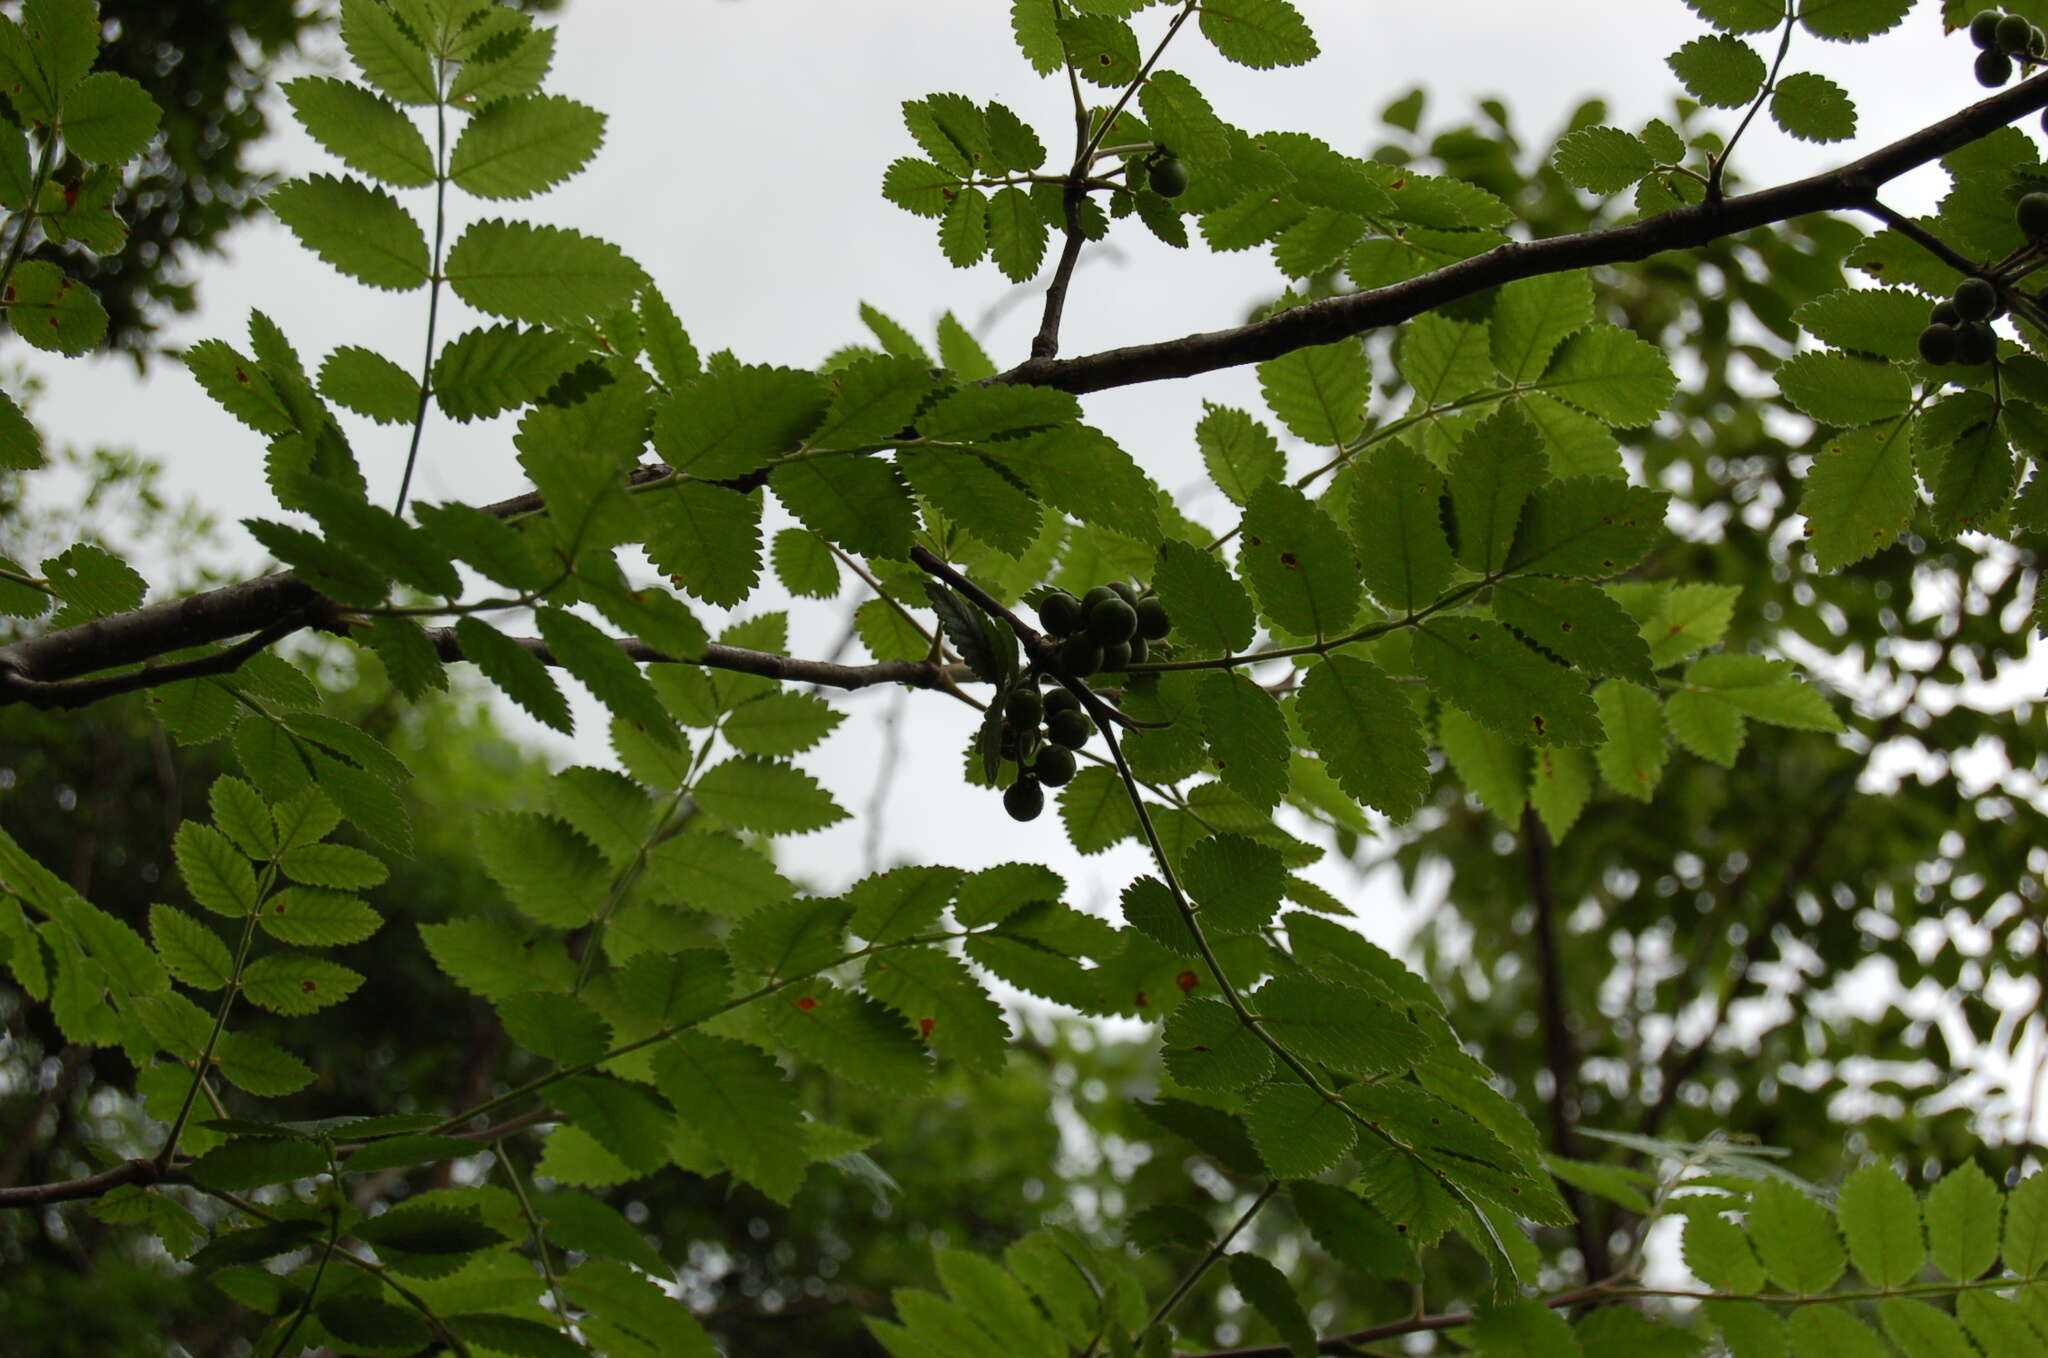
2 1 2046 1355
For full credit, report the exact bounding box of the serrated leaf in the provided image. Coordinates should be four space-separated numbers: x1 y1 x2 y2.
774 457 917 560
453 617 572 733
1839 1162 1925 1290
1801 421 1916 570
497 991 611 1066
2002 1171 2048 1275
1507 479 1667 578
431 323 581 422
651 362 826 479
1771 71 1856 143
862 948 1011 1075
1058 764 1138 854
1667 34 1768 107
1197 671 1291 809
257 887 381 947
1530 743 1593 839
1449 405 1546 574
1494 577 1655 682
1196 403 1284 505
241 952 364 1015
1538 325 1676 427
976 422 1160 543
188 1138 329 1192
450 92 604 199
1255 974 1427 1075
1491 270 1594 383
174 821 258 918
59 70 161 164
1925 1160 2002 1283
149 904 232 990
318 345 420 424
40 543 144 621
1258 339 1369 447
548 1075 673 1174
268 174 429 290
1413 619 1603 746
1591 680 1667 802
354 1204 507 1256
898 449 1042 557
1747 1178 1846 1294
1677 654 1843 732
1058 14 1140 86
283 76 434 186
1239 480 1359 637
1439 706 1528 823
444 219 644 325
766 984 933 1093
1153 540 1255 657
1163 997 1273 1089
4 259 106 354
1295 654 1429 819
340 0 437 104
1227 1253 1316 1358
1777 350 1912 426
1553 126 1653 194
695 756 847 835
1794 286 1930 362
1246 1082 1357 1178
1199 0 1319 69
534 606 677 747
644 482 763 608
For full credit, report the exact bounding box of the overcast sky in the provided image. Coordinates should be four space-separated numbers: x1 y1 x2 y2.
15 2 2004 935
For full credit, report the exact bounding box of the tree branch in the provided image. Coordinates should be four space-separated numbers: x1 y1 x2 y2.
997 72 2048 395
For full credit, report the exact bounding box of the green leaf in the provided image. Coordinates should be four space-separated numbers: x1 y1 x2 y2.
4 259 107 354
496 991 611 1065
1921 393 2013 536
548 1075 673 1174
1199 0 1319 68
316 1295 433 1355
1838 1162 1925 1290
978 422 1160 543
1347 443 1452 614
1925 1160 2002 1283
444 219 644 325
1776 351 1912 426
1163 996 1273 1089
1667 34 1768 107
268 174 429 290
318 344 419 424
41 543 144 621
1794 286 1929 362
1747 1178 1846 1294
2002 1171 2048 1275
695 756 847 835
1801 421 1916 570
353 1204 507 1256
1257 338 1369 446
1449 405 1546 574
1239 480 1359 637
1153 540 1255 657
1295 654 1429 819
986 185 1048 281
1675 654 1842 733
1401 312 1495 406
1058 764 1139 854
1799 0 1912 41
241 952 364 1015
1879 1298 1977 1358
1771 71 1856 143
1470 1299 1585 1357
1491 271 1593 384
536 1193 668 1278
651 363 827 479
1553 126 1653 194
59 71 161 164
534 606 676 747
936 311 996 380
1684 0 1784 32
340 0 438 104
1291 1181 1415 1280
148 904 232 990
1197 672 1291 810
188 1138 328 1192
1255 974 1427 1075
1530 744 1593 839
1228 1253 1317 1358
1956 1290 2043 1357
0 389 42 469
1057 14 1140 87
431 323 580 422
1439 706 1528 823
773 457 917 560
809 354 937 450
1493 577 1655 683
1246 1082 1357 1178
1507 479 1667 578
644 483 764 608
772 528 841 598
454 617 572 734
1592 681 1667 802
1413 619 1603 746
174 821 258 918
898 449 1042 557
1538 325 1676 426
257 887 381 947
450 92 604 199
277 842 387 892
766 983 932 1094
1196 404 1284 506
283 76 434 186
862 948 1011 1075
723 693 844 757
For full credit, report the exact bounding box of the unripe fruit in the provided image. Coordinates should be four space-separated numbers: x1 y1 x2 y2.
1004 777 1045 822
999 725 1021 761
1005 686 1044 727
1135 597 1172 640
1978 48 2014 85
1972 9 2004 49
1930 300 1961 327
1149 156 1190 198
2035 24 2047 56
1108 581 1139 606
1918 323 1958 365
1127 634 1148 666
2020 192 2048 238
1998 12 2033 51
1955 277 1998 321
1081 585 1120 614
1062 636 1102 677
1044 686 1081 718
1087 598 1139 645
1954 321 1998 366
1047 707 1094 750
1032 745 1077 787
1037 591 1084 637
1100 640 1132 672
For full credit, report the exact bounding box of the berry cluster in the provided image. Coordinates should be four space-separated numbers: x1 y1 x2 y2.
995 685 1089 822
1970 8 2047 87
990 582 1176 822
1914 193 2048 369
1035 582 1172 679
1148 153 1190 199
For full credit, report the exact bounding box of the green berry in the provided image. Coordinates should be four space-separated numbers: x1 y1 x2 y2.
2033 24 2046 55
1126 634 1148 666
1004 776 1045 822
1005 686 1044 727
1918 323 1958 366
1998 12 2033 51
1044 686 1081 718
1954 277 1998 321
1108 581 1139 606
1148 155 1190 199
2020 192 2048 238
1100 640 1132 672
1978 47 2014 85
1062 636 1102 678
1973 9 2004 49
1032 745 1077 787
1086 598 1139 645
1047 707 1095 750
1135 597 1172 640
1081 585 1120 614
1954 321 1998 366
999 724 1021 761
1930 300 1962 327
1036 591 1084 637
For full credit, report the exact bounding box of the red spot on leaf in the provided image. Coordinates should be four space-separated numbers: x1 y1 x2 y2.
918 1016 934 1039
795 996 817 1011
301 980 316 993
1279 552 1298 569
1176 970 1199 994
1134 990 1149 1008
235 368 251 384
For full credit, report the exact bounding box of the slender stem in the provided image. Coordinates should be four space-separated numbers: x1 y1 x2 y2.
497 1141 575 1343
1129 578 1489 675
1863 200 1982 277
1137 1183 1278 1344
263 1153 343 1358
0 135 56 306
1709 6 1796 200
395 74 451 516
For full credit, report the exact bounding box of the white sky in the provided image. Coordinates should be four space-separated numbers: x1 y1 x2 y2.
13 2 2000 940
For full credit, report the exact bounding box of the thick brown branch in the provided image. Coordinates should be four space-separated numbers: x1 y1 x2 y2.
416 624 961 693
0 1156 169 1208
998 73 2048 395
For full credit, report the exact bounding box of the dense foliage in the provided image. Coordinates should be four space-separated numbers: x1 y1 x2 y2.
2 1 2047 1354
